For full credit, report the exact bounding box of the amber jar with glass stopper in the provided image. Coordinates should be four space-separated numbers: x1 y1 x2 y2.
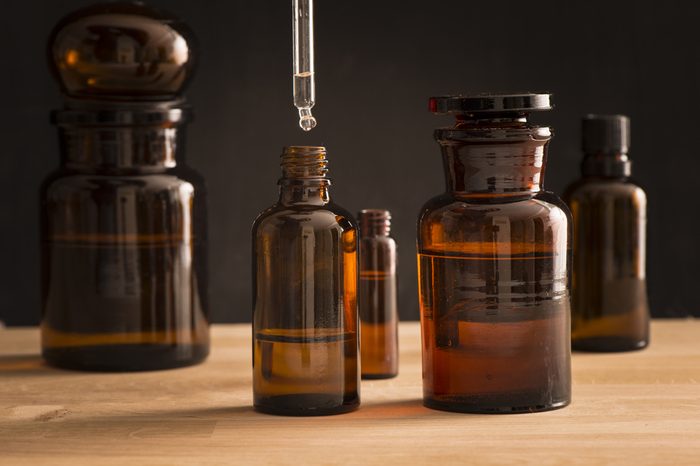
564 115 649 352
358 209 399 379
252 146 359 416
417 93 572 413
40 2 209 371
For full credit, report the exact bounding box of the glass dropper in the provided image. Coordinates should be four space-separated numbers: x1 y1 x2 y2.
292 0 316 131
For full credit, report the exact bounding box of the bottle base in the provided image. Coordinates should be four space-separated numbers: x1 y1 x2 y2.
42 343 209 372
254 393 360 416
423 395 570 414
361 372 398 380
573 336 648 353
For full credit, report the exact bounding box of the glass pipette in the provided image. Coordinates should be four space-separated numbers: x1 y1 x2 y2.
293 0 317 131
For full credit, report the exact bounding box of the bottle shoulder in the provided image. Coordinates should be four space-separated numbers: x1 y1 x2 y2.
42 168 198 187
253 202 356 235
41 168 200 199
419 192 569 226
564 177 646 204
417 192 570 254
168 165 206 189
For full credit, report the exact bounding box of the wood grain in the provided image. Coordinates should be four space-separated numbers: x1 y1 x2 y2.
1 321 699 465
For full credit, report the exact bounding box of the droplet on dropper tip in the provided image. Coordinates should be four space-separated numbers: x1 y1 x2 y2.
297 107 317 131
299 115 317 131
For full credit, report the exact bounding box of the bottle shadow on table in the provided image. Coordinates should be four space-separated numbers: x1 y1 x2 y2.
5 399 457 434
2 396 491 441
351 398 498 421
145 398 488 422
44 398 489 439
0 354 250 390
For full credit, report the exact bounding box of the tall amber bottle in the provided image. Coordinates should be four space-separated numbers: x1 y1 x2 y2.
252 146 359 416
418 94 571 413
358 209 399 379
564 115 649 351
40 2 209 371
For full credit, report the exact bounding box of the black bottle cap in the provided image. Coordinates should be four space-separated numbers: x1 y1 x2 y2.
581 115 632 177
582 114 630 154
429 93 552 115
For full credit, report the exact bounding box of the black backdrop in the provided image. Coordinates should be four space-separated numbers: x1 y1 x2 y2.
1 0 698 325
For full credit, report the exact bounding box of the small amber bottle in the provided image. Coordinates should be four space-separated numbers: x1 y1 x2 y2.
358 209 399 379
40 2 209 371
252 146 360 416
418 93 572 413
564 115 650 352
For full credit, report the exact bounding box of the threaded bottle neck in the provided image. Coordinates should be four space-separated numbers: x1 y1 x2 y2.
278 146 330 206
358 209 391 236
280 146 328 179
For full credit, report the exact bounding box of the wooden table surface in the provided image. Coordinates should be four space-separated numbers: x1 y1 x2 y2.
1 321 699 465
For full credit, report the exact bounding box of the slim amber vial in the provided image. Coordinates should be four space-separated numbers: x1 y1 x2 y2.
417 94 572 413
358 209 399 379
40 2 209 371
564 115 650 352
252 146 360 416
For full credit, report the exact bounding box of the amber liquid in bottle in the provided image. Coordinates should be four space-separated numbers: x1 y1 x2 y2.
419 241 570 413
564 115 649 352
358 209 399 379
41 3 209 371
418 94 571 413
252 146 359 415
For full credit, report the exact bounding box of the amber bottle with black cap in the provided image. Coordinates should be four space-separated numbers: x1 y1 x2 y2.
40 2 209 371
417 93 572 413
252 146 359 416
564 115 649 352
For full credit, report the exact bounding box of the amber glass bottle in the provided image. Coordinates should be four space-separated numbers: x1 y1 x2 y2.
417 94 571 413
40 2 209 371
564 115 649 352
252 146 359 416
358 209 399 379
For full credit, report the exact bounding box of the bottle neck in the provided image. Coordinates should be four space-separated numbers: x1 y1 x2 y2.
358 209 391 237
581 151 631 178
278 146 331 206
53 100 188 171
436 122 550 197
279 180 330 205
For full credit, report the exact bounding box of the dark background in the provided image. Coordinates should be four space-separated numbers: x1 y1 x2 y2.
1 0 698 326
